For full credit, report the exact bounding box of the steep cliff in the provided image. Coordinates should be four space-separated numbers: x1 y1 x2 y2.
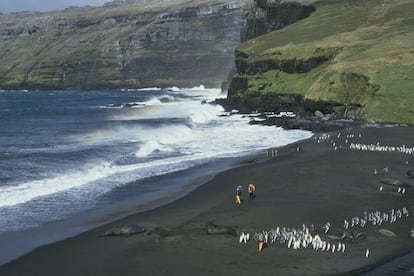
0 0 249 90
226 0 414 125
240 0 315 42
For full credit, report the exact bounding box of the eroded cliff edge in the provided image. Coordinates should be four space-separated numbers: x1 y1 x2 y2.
222 0 414 125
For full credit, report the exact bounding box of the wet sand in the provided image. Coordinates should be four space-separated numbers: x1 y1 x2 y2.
1 126 414 275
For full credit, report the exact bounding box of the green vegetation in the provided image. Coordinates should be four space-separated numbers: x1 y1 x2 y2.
233 0 414 124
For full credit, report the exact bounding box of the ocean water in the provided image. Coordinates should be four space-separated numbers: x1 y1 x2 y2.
0 87 312 263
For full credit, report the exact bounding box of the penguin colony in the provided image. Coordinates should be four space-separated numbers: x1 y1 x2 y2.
343 207 410 229
313 132 414 155
240 131 414 259
350 143 414 155
242 225 346 253
240 204 412 252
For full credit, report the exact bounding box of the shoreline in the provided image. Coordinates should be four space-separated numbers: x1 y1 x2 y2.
0 153 267 266
2 125 414 275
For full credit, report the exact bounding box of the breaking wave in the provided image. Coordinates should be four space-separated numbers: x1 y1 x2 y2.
0 87 312 228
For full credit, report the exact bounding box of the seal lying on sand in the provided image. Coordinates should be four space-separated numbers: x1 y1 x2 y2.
380 178 403 186
380 178 411 188
101 224 146 237
146 226 174 238
326 231 366 242
379 229 397 238
206 220 237 236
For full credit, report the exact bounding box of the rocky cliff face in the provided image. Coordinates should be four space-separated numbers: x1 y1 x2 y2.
0 0 248 90
240 0 315 42
225 0 319 114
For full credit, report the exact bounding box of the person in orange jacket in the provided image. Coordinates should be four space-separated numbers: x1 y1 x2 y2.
248 183 256 200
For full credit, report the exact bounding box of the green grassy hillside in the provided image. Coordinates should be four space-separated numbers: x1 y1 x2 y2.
231 0 414 124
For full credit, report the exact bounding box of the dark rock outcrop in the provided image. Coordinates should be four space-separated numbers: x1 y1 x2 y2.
235 53 335 75
219 1 324 119
241 0 315 42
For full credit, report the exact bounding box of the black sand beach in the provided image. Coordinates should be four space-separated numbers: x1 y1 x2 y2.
2 126 414 275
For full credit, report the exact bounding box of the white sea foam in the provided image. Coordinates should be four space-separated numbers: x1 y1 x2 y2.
0 87 313 209
141 96 163 106
170 86 221 102
135 124 195 157
102 94 174 110
0 164 112 208
0 150 211 208
0 121 311 209
135 140 174 157
121 87 162 92
136 87 162 91
135 140 163 157
168 85 206 91
187 104 224 124
188 85 206 90
0 87 316 267
167 86 180 92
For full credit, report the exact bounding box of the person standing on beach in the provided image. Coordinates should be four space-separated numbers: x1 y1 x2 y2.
236 185 242 204
248 183 256 200
258 233 264 252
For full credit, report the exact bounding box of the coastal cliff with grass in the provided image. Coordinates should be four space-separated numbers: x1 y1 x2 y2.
224 0 414 125
1 0 413 124
0 0 249 90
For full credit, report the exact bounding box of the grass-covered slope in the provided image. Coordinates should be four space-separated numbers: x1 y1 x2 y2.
230 0 414 124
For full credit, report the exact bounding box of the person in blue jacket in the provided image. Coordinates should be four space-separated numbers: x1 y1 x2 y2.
235 185 242 204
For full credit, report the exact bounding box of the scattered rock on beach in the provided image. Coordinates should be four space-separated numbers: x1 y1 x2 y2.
101 224 146 237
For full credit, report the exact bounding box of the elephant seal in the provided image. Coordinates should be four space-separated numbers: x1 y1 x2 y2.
338 231 366 242
206 220 237 236
380 178 402 186
407 170 414 179
326 234 343 240
340 231 354 241
355 232 367 240
146 226 173 238
379 229 397 238
101 224 146 237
